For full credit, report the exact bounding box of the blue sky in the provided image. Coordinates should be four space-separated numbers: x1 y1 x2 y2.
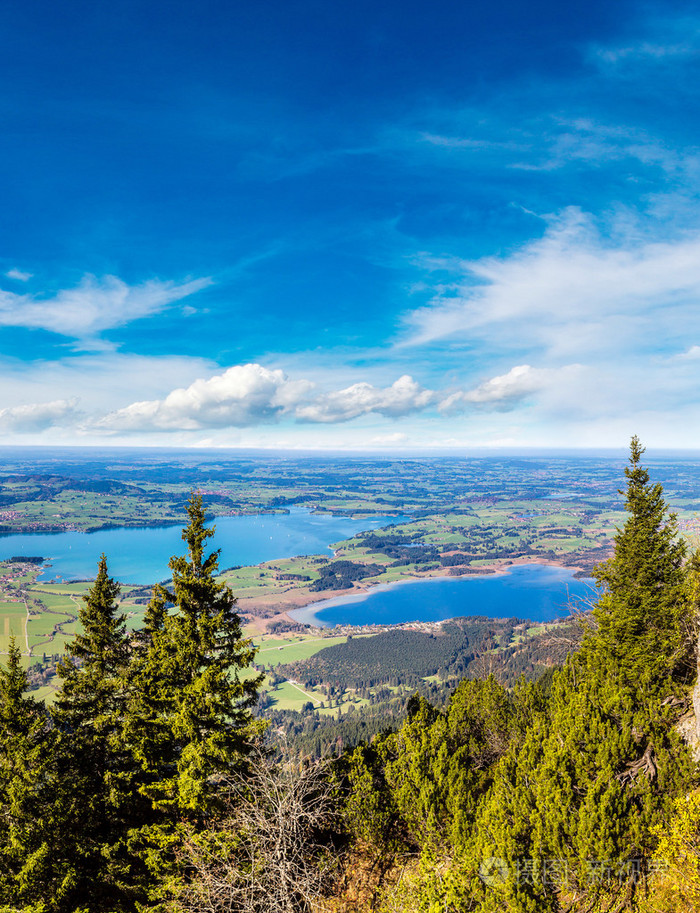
2 0 700 449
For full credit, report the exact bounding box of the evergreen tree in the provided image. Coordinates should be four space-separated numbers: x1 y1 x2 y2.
51 555 140 912
337 439 699 913
0 638 57 908
126 494 263 817
463 439 699 912
587 435 693 688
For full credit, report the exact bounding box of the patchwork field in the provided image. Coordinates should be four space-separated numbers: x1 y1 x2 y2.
0 562 370 710
0 599 28 653
1 448 699 718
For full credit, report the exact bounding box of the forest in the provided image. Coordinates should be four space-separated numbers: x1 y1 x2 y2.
276 616 579 693
1 438 700 912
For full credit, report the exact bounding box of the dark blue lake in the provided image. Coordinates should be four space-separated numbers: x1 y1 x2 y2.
290 564 597 627
0 508 406 584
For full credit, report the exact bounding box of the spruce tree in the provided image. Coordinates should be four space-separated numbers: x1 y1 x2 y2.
464 438 699 912
587 435 692 689
52 555 140 912
126 494 263 816
0 638 57 908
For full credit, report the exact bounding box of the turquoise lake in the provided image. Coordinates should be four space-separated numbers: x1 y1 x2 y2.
0 510 596 624
289 564 596 626
0 508 406 584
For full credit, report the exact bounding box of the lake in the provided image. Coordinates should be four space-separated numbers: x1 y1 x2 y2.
0 508 407 584
0 512 596 626
290 564 597 626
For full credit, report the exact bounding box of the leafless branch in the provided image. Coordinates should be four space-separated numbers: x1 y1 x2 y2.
171 752 340 913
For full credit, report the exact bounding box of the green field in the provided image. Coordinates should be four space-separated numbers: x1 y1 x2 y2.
253 634 350 667
33 582 92 595
248 631 379 710
265 679 326 711
0 560 377 713
0 600 28 653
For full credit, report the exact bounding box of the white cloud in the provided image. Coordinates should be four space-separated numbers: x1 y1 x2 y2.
0 398 80 432
596 43 694 63
0 352 217 435
676 345 700 359
419 133 524 153
95 364 315 432
5 268 32 282
509 119 683 175
439 365 548 412
592 35 700 66
94 365 553 434
0 274 211 340
404 208 700 361
295 375 436 423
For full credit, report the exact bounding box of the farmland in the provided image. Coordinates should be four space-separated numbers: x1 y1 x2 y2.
0 561 376 710
2 446 700 718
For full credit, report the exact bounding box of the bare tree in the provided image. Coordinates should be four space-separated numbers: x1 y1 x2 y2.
171 753 340 913
539 582 600 654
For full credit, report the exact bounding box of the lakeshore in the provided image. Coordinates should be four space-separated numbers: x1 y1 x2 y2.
286 561 596 628
0 508 408 585
0 499 608 639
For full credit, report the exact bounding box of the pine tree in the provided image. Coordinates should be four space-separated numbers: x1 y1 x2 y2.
126 494 263 816
0 638 57 908
464 439 699 912
587 435 693 689
52 555 140 912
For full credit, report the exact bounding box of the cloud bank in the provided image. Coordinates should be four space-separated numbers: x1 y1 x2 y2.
92 363 556 434
95 364 313 432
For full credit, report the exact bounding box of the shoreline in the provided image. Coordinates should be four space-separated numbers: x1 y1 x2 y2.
0 505 407 538
273 556 595 630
